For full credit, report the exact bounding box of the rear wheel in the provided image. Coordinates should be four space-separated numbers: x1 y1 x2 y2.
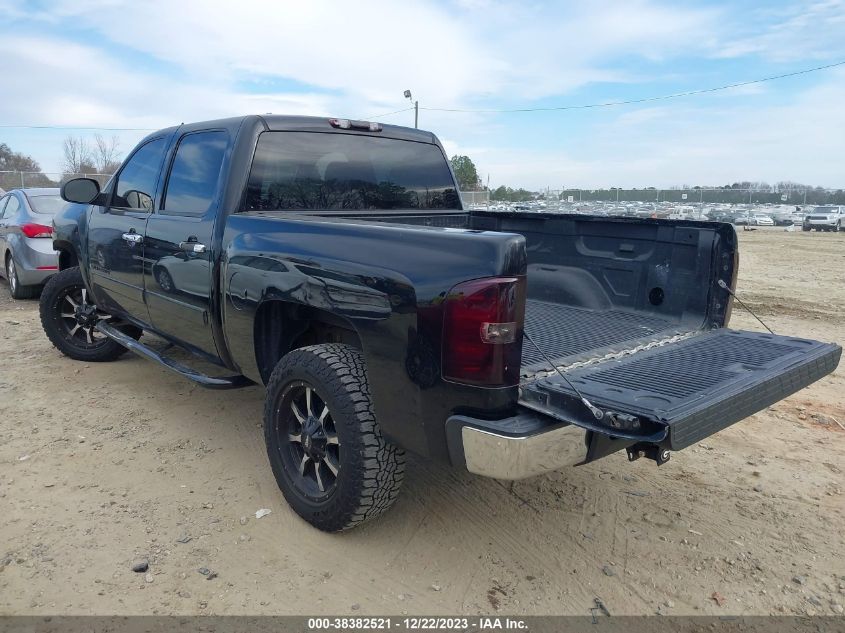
264 344 405 532
39 266 141 362
6 253 38 300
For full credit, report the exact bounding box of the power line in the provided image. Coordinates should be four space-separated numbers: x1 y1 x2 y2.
359 106 415 120
419 60 845 113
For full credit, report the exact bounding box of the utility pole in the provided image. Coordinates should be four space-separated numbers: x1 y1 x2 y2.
404 90 418 128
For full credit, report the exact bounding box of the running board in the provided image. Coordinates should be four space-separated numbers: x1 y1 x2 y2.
95 322 253 390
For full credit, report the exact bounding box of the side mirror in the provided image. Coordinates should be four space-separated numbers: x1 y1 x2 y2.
61 178 102 205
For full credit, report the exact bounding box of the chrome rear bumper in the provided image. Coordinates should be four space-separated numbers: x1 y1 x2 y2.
446 411 589 480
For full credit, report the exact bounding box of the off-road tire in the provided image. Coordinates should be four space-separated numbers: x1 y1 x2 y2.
39 266 141 362
6 253 39 300
264 344 405 532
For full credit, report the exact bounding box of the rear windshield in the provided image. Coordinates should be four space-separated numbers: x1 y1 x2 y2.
27 193 64 214
243 132 460 211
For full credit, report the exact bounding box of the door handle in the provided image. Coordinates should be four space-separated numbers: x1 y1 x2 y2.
122 232 143 244
179 241 207 254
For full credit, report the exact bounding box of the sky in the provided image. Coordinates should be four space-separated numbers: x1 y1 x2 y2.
0 0 843 189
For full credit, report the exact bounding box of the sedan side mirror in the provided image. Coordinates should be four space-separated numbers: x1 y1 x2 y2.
61 178 103 205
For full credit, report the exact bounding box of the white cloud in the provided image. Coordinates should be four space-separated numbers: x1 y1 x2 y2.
715 0 845 62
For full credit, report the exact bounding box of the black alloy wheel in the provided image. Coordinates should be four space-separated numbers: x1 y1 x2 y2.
274 380 342 499
39 266 140 362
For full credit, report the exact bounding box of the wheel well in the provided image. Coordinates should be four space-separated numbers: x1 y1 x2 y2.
254 301 363 385
58 247 79 271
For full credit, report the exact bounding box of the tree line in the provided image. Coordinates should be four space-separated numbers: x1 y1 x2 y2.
0 135 123 191
448 154 845 205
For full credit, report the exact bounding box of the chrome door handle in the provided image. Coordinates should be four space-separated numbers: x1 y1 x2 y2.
122 232 143 244
179 241 207 254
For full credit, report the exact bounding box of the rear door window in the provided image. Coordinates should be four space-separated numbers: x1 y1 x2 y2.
162 131 228 216
243 132 460 211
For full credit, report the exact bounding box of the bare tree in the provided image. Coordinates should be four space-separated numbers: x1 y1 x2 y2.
62 136 96 176
93 134 122 174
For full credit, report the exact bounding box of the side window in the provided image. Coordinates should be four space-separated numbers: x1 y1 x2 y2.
0 196 8 218
3 196 21 219
112 138 167 211
163 131 227 216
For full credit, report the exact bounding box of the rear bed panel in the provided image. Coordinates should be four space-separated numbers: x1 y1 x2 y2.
471 212 739 332
521 329 841 451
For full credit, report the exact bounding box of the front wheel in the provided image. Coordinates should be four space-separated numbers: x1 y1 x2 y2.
264 344 405 532
39 266 141 362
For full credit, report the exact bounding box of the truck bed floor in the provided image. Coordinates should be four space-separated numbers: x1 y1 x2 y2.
521 299 685 372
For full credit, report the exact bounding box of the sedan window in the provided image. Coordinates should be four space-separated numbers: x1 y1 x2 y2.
2 195 20 219
27 194 65 215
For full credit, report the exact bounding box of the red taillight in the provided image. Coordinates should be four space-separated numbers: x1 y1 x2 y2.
442 276 526 387
21 223 52 238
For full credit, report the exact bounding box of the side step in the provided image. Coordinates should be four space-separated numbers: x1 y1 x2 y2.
95 322 253 390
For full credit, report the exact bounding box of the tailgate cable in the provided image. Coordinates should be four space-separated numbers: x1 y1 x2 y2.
523 330 605 421
717 280 775 334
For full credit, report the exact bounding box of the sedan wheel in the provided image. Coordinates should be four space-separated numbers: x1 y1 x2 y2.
6 255 38 300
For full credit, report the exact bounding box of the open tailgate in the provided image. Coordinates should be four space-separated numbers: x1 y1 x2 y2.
520 329 841 450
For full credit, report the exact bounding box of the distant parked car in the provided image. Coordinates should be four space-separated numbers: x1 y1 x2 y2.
786 212 805 225
0 188 61 298
733 214 752 226
751 214 774 226
772 210 800 225
802 206 844 232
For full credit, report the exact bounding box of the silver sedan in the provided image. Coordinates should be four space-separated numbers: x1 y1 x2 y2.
0 188 61 299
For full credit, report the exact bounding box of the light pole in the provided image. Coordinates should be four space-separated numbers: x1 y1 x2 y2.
404 89 418 128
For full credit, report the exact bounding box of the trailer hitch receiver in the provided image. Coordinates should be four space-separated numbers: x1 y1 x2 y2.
626 443 671 466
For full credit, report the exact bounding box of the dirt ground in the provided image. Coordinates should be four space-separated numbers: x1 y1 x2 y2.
0 227 843 617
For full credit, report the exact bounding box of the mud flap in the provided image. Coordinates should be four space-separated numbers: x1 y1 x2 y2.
520 329 841 451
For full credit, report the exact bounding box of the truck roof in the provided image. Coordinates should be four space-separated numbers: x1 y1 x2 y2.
138 114 438 146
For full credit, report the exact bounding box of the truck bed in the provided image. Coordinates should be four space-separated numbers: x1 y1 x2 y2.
521 299 686 372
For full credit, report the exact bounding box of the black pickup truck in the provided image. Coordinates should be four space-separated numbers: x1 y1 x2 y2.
42 115 841 532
